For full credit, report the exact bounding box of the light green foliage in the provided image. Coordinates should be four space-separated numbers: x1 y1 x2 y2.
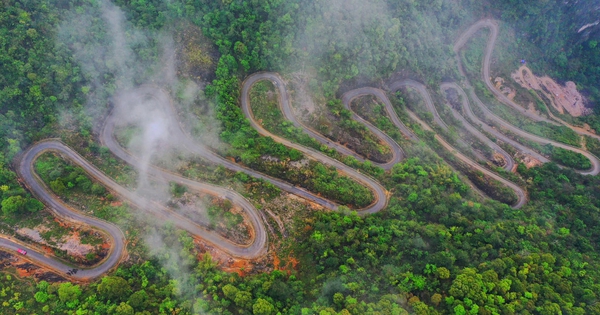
253 298 275 315
437 267 451 279
97 276 131 302
1 196 26 215
114 302 135 315
57 283 81 304
234 291 253 309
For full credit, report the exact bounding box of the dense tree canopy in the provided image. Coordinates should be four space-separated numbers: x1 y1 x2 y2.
1 0 600 314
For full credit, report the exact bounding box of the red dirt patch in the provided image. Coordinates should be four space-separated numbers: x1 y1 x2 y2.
0 250 67 283
110 201 123 207
512 65 590 116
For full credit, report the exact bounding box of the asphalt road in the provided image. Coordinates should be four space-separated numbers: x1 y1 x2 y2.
12 140 126 281
441 82 550 164
343 88 419 143
241 73 389 214
440 83 516 172
462 20 600 142
388 83 527 209
390 79 488 162
12 138 270 280
248 73 404 170
11 18 600 281
453 20 600 176
454 19 558 125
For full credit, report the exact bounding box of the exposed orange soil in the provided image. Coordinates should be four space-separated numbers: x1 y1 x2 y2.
110 201 123 207
520 154 543 169
192 235 255 276
222 258 253 276
272 251 299 275
0 251 67 283
16 267 34 278
512 65 589 117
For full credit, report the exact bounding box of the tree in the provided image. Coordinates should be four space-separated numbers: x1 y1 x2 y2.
115 302 135 315
454 304 467 315
253 298 275 315
1 195 26 215
449 268 487 304
431 293 442 306
49 179 66 194
91 183 106 195
97 276 131 302
234 291 253 309
26 198 44 212
34 291 49 303
437 267 451 279
222 284 238 300
128 290 148 311
333 293 345 307
58 282 81 303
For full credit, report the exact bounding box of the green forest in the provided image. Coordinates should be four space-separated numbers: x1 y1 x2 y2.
1 0 600 314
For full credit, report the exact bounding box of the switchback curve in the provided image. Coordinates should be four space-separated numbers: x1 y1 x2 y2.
248 73 404 170
241 73 389 214
389 82 527 209
454 19 600 176
13 139 269 280
440 83 516 172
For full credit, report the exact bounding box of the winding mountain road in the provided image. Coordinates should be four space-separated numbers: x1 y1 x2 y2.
5 77 393 280
10 18 600 281
441 82 549 165
461 19 600 143
240 73 389 214
341 86 418 142
13 139 268 281
453 19 600 176
440 83 516 171
390 80 488 163
249 73 404 170
454 19 557 125
388 82 527 208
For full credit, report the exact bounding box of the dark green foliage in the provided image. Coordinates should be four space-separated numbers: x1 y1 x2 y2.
97 276 132 303
170 182 188 198
549 145 592 170
2 0 600 315
489 1 600 105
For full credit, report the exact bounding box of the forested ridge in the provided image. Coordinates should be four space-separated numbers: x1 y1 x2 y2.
1 0 600 314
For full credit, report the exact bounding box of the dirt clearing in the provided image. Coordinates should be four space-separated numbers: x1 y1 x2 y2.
511 65 590 117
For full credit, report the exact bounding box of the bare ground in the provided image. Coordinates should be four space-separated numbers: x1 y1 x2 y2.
16 221 108 266
168 192 253 246
511 65 590 117
0 250 66 283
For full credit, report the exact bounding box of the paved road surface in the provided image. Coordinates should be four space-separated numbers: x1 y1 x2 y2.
12 139 269 281
248 73 404 170
241 73 389 214
388 83 527 208
441 82 550 164
440 83 516 172
453 20 600 176
390 79 488 162
454 19 557 125
13 18 600 280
